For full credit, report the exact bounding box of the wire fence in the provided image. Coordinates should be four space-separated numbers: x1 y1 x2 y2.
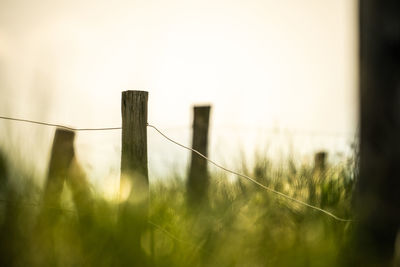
161 124 357 139
0 115 353 222
0 116 122 131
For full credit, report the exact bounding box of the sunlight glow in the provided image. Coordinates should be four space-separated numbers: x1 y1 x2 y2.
0 0 358 191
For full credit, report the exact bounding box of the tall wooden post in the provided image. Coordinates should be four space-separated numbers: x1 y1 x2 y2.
43 128 75 207
188 105 211 203
354 0 400 265
120 90 149 201
119 90 149 266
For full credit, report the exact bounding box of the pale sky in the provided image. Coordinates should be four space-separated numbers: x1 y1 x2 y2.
0 0 358 196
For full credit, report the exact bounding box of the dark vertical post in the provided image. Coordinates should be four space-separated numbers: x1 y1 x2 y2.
120 90 149 201
309 151 327 204
314 151 327 173
43 128 92 222
43 128 75 207
0 151 13 267
188 105 211 203
355 0 400 265
119 90 149 266
0 151 8 195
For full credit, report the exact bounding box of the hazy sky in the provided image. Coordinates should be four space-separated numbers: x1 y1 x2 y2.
0 0 358 194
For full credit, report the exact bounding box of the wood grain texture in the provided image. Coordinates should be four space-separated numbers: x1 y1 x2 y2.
121 90 149 188
119 90 149 266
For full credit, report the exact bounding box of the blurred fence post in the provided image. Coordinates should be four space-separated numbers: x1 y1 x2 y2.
188 105 211 203
353 1 400 266
309 151 327 204
119 90 149 266
43 128 75 207
314 151 327 173
42 128 92 221
0 151 8 195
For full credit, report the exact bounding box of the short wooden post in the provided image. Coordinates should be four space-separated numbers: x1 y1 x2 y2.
187 105 211 202
118 90 149 266
309 151 327 204
314 151 327 173
42 128 75 207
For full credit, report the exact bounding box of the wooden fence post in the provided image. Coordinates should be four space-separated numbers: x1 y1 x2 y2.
42 128 92 221
120 90 149 203
309 151 327 204
314 151 327 173
119 90 149 266
352 1 400 266
187 105 211 203
42 128 75 208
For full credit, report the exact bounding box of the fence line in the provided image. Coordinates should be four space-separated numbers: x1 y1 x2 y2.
0 116 121 131
0 115 357 138
0 115 353 222
161 125 358 139
147 124 353 222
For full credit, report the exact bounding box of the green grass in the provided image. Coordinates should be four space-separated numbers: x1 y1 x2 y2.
0 152 355 267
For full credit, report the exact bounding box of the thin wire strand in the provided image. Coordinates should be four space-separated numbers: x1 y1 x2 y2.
147 123 353 222
0 115 358 138
0 116 121 131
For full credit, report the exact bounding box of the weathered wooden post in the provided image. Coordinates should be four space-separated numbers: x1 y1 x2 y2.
352 1 400 266
187 105 211 203
120 90 149 203
119 90 149 266
42 128 75 207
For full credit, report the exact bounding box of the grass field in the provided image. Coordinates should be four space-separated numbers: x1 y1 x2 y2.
0 151 355 267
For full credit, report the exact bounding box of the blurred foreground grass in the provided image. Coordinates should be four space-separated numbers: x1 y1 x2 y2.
0 152 355 267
